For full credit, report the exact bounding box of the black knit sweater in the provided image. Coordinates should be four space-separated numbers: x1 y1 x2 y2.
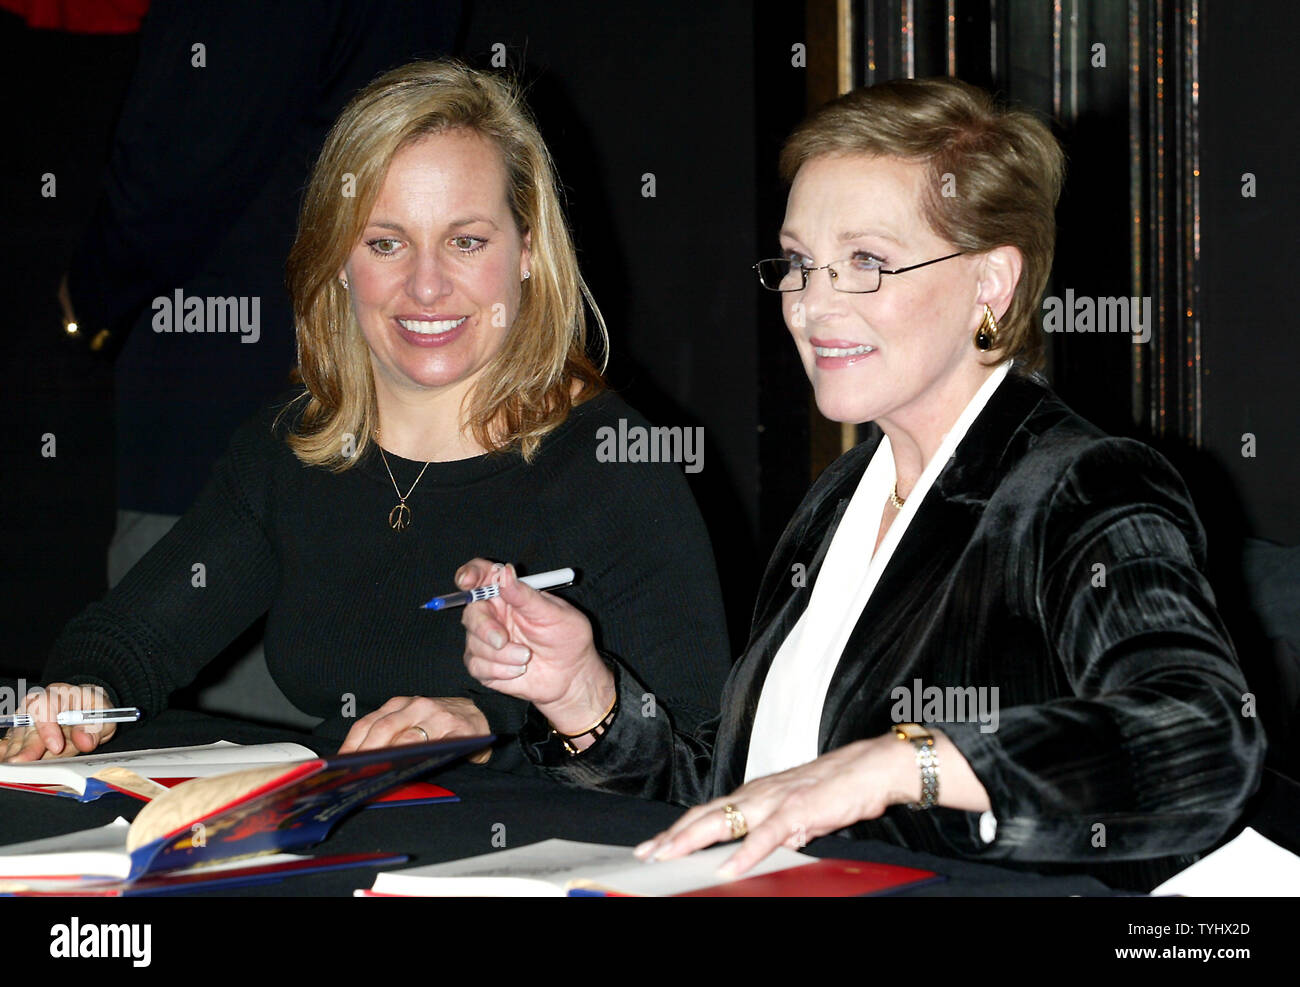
44 389 731 772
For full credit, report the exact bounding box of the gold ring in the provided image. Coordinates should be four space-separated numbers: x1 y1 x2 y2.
411 725 430 743
722 803 747 840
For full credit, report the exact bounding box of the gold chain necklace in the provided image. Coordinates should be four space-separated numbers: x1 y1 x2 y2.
374 427 431 532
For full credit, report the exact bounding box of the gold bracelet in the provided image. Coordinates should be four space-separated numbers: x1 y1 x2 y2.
549 691 619 756
892 723 939 810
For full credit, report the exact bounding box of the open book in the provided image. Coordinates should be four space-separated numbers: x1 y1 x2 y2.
356 838 943 897
0 740 457 807
0 735 490 894
0 741 317 800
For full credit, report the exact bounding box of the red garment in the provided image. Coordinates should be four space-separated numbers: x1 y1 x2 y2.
0 0 149 33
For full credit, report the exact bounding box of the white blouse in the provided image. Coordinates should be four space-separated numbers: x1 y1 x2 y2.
744 362 1012 782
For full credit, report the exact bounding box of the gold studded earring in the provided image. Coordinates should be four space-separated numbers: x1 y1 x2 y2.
974 304 998 351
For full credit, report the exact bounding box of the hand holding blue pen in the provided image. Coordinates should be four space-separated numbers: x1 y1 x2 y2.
455 560 616 750
420 567 575 610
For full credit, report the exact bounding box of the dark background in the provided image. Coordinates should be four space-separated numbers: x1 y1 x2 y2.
1200 3 1299 542
1 1 1295 751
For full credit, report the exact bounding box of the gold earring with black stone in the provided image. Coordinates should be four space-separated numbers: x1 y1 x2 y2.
974 304 998 351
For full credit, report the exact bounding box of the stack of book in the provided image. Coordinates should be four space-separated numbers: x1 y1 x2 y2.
0 736 485 895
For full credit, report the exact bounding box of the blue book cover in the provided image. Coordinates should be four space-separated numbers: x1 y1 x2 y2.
124 735 491 880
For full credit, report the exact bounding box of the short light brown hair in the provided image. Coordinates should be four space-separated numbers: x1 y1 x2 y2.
780 77 1064 371
284 59 607 467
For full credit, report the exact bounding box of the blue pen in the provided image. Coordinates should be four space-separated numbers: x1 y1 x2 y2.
419 567 576 610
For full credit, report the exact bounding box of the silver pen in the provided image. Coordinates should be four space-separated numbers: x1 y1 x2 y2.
0 707 142 729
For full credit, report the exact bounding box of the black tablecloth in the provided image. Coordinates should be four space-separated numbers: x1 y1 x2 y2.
8 707 1296 979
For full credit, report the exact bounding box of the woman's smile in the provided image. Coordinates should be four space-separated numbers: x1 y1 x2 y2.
811 337 877 366
397 315 468 336
393 314 471 347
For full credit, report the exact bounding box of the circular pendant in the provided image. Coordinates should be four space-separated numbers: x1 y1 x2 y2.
388 503 411 531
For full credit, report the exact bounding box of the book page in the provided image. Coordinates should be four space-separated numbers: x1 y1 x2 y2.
1151 827 1300 896
0 817 133 880
92 767 170 801
367 839 816 897
0 741 316 795
576 844 813 896
370 839 642 895
0 814 306 892
127 764 296 851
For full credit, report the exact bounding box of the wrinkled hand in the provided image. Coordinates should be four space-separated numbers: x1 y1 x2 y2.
338 696 492 762
1 683 117 762
458 560 613 735
634 737 916 878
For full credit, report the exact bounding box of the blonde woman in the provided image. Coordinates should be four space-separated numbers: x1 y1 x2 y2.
6 61 729 771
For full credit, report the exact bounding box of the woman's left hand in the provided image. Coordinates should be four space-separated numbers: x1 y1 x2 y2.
338 696 492 763
634 735 917 878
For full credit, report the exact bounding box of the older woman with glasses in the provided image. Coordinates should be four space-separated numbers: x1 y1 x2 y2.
455 77 1264 891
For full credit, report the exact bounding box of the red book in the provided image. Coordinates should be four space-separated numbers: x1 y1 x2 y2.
675 858 942 896
108 776 456 808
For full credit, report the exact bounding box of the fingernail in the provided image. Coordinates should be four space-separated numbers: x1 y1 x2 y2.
716 862 737 880
512 664 527 677
507 645 531 665
490 633 505 649
651 841 674 861
633 840 654 858
456 571 470 588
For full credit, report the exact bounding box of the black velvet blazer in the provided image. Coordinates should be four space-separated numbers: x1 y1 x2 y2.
523 371 1266 891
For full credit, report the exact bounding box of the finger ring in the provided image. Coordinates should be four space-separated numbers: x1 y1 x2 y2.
411 726 430 743
721 803 747 840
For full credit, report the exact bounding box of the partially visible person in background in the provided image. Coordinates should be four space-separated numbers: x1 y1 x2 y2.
56 1 463 725
0 0 148 707
0 0 148 33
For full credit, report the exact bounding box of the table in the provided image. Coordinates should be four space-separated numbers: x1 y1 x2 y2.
7 709 1294 982
0 709 1173 897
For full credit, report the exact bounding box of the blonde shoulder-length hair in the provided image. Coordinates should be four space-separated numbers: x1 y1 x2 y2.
283 59 608 467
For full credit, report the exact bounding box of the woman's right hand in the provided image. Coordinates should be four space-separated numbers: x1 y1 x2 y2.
0 683 117 762
458 560 615 740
